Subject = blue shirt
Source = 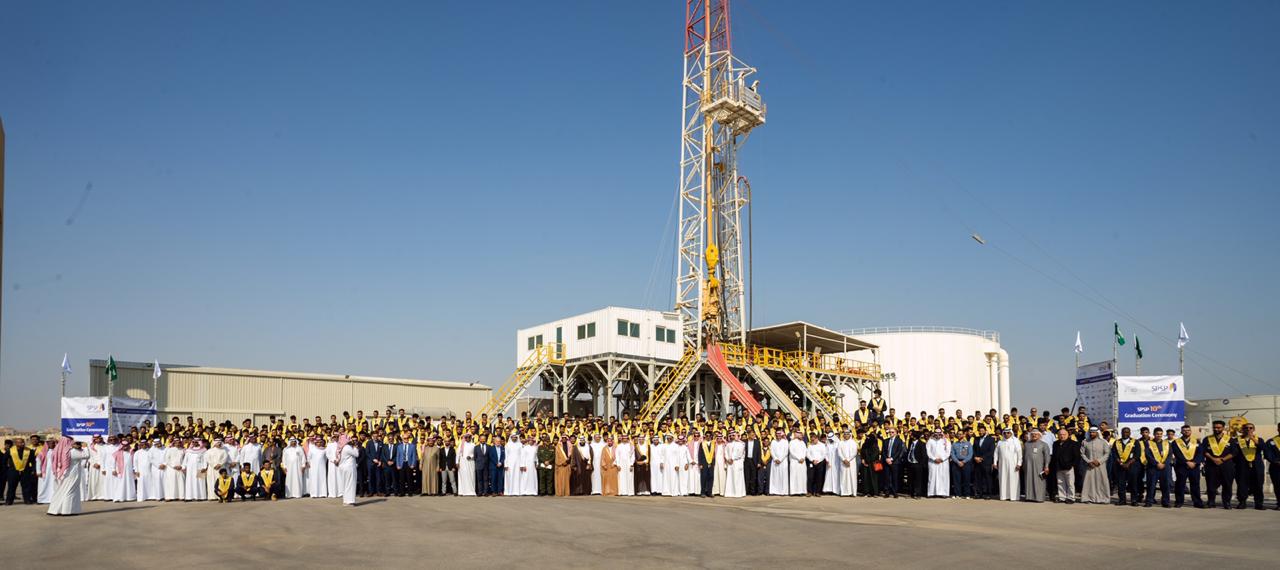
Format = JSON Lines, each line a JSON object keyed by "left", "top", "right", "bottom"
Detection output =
{"left": 951, "top": 440, "right": 973, "bottom": 463}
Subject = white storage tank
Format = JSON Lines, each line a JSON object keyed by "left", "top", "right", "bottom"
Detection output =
{"left": 838, "top": 327, "right": 1009, "bottom": 417}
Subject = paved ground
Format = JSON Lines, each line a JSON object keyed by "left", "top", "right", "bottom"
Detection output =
{"left": 3, "top": 495, "right": 1277, "bottom": 568}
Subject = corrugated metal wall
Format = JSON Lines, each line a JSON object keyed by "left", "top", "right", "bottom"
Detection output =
{"left": 89, "top": 362, "right": 490, "bottom": 424}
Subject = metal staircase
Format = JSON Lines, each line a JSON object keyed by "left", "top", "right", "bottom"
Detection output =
{"left": 638, "top": 347, "right": 702, "bottom": 421}
{"left": 479, "top": 343, "right": 565, "bottom": 417}
{"left": 779, "top": 357, "right": 851, "bottom": 424}
{"left": 743, "top": 364, "right": 803, "bottom": 419}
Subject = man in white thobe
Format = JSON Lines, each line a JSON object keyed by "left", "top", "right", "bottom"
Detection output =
{"left": 98, "top": 438, "right": 118, "bottom": 501}
{"left": 823, "top": 432, "right": 839, "bottom": 494}
{"left": 133, "top": 440, "right": 158, "bottom": 502}
{"left": 712, "top": 436, "right": 727, "bottom": 496}
{"left": 615, "top": 435, "right": 635, "bottom": 496}
{"left": 723, "top": 432, "right": 746, "bottom": 498}
{"left": 182, "top": 442, "right": 207, "bottom": 501}
{"left": 307, "top": 437, "right": 328, "bottom": 498}
{"left": 993, "top": 428, "right": 1023, "bottom": 501}
{"left": 837, "top": 430, "right": 858, "bottom": 496}
{"left": 85, "top": 437, "right": 104, "bottom": 501}
{"left": 239, "top": 436, "right": 263, "bottom": 474}
{"left": 926, "top": 430, "right": 950, "bottom": 497}
{"left": 324, "top": 437, "right": 340, "bottom": 498}
{"left": 659, "top": 435, "right": 683, "bottom": 495}
{"left": 338, "top": 440, "right": 360, "bottom": 505}
{"left": 110, "top": 443, "right": 136, "bottom": 502}
{"left": 282, "top": 438, "right": 307, "bottom": 499}
{"left": 768, "top": 431, "right": 790, "bottom": 495}
{"left": 681, "top": 436, "right": 699, "bottom": 495}
{"left": 504, "top": 435, "right": 524, "bottom": 495}
{"left": 147, "top": 439, "right": 166, "bottom": 501}
{"left": 654, "top": 437, "right": 671, "bottom": 495}
{"left": 202, "top": 439, "right": 230, "bottom": 501}
{"left": 589, "top": 434, "right": 605, "bottom": 495}
{"left": 458, "top": 434, "right": 478, "bottom": 496}
{"left": 788, "top": 433, "right": 807, "bottom": 496}
{"left": 223, "top": 438, "right": 241, "bottom": 480}
{"left": 519, "top": 438, "right": 539, "bottom": 496}
{"left": 162, "top": 439, "right": 186, "bottom": 501}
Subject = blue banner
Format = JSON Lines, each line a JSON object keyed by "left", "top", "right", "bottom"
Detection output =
{"left": 1117, "top": 400, "right": 1185, "bottom": 424}
{"left": 61, "top": 417, "right": 109, "bottom": 437}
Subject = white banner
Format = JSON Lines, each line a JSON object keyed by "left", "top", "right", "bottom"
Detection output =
{"left": 1075, "top": 360, "right": 1117, "bottom": 428}
{"left": 1117, "top": 375, "right": 1185, "bottom": 434}
{"left": 110, "top": 396, "right": 157, "bottom": 434}
{"left": 61, "top": 397, "right": 110, "bottom": 441}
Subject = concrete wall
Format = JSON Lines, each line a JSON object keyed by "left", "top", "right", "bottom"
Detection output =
{"left": 89, "top": 360, "right": 490, "bottom": 424}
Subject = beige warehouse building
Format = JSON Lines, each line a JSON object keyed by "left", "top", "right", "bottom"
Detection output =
{"left": 89, "top": 359, "right": 491, "bottom": 425}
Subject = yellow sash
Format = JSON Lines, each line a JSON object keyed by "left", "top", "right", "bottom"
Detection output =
{"left": 1239, "top": 437, "right": 1259, "bottom": 462}
{"left": 217, "top": 476, "right": 233, "bottom": 496}
{"left": 9, "top": 448, "right": 31, "bottom": 472}
{"left": 1174, "top": 437, "right": 1197, "bottom": 461}
{"left": 854, "top": 409, "right": 870, "bottom": 424}
{"left": 1146, "top": 440, "right": 1170, "bottom": 464}
{"left": 240, "top": 473, "right": 255, "bottom": 487}
{"left": 1115, "top": 439, "right": 1136, "bottom": 463}
{"left": 1206, "top": 434, "right": 1230, "bottom": 457}
{"left": 261, "top": 469, "right": 275, "bottom": 487}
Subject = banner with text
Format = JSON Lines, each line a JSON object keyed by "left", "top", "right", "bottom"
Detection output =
{"left": 110, "top": 396, "right": 157, "bottom": 434}
{"left": 61, "top": 397, "right": 110, "bottom": 441}
{"left": 1075, "top": 360, "right": 1117, "bottom": 428}
{"left": 1116, "top": 375, "right": 1185, "bottom": 433}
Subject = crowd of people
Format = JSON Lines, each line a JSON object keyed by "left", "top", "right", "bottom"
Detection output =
{"left": 5, "top": 391, "right": 1280, "bottom": 516}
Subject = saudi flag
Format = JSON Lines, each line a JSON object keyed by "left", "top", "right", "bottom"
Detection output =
{"left": 1135, "top": 336, "right": 1143, "bottom": 359}
{"left": 1113, "top": 323, "right": 1126, "bottom": 346}
{"left": 105, "top": 355, "right": 118, "bottom": 383}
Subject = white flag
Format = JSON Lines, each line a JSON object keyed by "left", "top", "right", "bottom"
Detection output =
{"left": 1177, "top": 322, "right": 1189, "bottom": 349}
{"left": 152, "top": 359, "right": 162, "bottom": 380}
{"left": 1073, "top": 331, "right": 1083, "bottom": 354}
{"left": 61, "top": 353, "right": 73, "bottom": 375}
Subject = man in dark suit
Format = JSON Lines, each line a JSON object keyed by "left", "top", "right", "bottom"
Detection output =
{"left": 972, "top": 424, "right": 996, "bottom": 499}
{"left": 907, "top": 431, "right": 929, "bottom": 498}
{"left": 393, "top": 432, "right": 419, "bottom": 497}
{"left": 438, "top": 440, "right": 458, "bottom": 495}
{"left": 365, "top": 433, "right": 388, "bottom": 496}
{"left": 474, "top": 436, "right": 491, "bottom": 496}
{"left": 356, "top": 433, "right": 371, "bottom": 496}
{"left": 743, "top": 431, "right": 762, "bottom": 496}
{"left": 880, "top": 426, "right": 906, "bottom": 498}
{"left": 695, "top": 433, "right": 714, "bottom": 497}
{"left": 488, "top": 436, "right": 505, "bottom": 496}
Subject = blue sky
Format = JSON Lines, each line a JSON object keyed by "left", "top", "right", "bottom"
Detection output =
{"left": 2, "top": 1, "right": 1277, "bottom": 428}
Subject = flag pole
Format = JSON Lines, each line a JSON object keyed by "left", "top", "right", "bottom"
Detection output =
{"left": 1179, "top": 346, "right": 1184, "bottom": 375}
{"left": 60, "top": 370, "right": 66, "bottom": 398}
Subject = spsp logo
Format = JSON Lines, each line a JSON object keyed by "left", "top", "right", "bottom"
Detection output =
{"left": 1150, "top": 382, "right": 1177, "bottom": 394}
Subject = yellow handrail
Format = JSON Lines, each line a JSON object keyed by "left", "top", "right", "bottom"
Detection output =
{"left": 480, "top": 343, "right": 566, "bottom": 416}
{"left": 639, "top": 347, "right": 700, "bottom": 420}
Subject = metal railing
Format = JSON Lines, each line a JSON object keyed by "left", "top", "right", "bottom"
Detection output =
{"left": 844, "top": 326, "right": 1000, "bottom": 343}
{"left": 639, "top": 347, "right": 701, "bottom": 420}
{"left": 480, "top": 343, "right": 566, "bottom": 416}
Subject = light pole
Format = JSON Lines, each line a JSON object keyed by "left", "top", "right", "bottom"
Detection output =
{"left": 936, "top": 399, "right": 958, "bottom": 411}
